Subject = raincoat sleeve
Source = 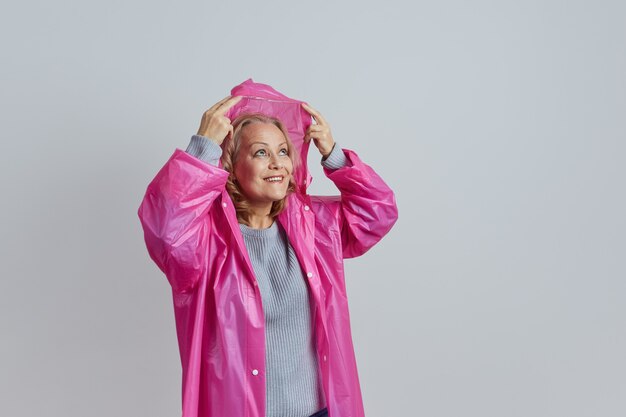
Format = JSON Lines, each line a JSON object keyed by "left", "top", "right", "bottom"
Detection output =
{"left": 321, "top": 148, "right": 398, "bottom": 259}
{"left": 138, "top": 147, "right": 229, "bottom": 293}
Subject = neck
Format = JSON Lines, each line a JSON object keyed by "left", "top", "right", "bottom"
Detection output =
{"left": 245, "top": 204, "right": 274, "bottom": 229}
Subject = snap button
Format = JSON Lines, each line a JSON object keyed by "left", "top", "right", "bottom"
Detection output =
{"left": 304, "top": 205, "right": 310, "bottom": 211}
{"left": 306, "top": 272, "right": 313, "bottom": 278}
{"left": 323, "top": 355, "right": 327, "bottom": 362}
{"left": 252, "top": 369, "right": 259, "bottom": 376}
{"left": 222, "top": 202, "right": 227, "bottom": 208}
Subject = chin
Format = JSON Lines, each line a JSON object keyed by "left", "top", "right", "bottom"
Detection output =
{"left": 270, "top": 192, "right": 288, "bottom": 202}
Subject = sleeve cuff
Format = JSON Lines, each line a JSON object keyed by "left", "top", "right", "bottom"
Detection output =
{"left": 321, "top": 143, "right": 348, "bottom": 170}
{"left": 186, "top": 135, "right": 223, "bottom": 166}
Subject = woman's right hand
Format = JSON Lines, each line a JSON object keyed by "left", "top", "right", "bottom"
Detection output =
{"left": 196, "top": 96, "right": 243, "bottom": 145}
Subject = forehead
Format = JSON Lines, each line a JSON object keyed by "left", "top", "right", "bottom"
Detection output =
{"left": 241, "top": 122, "right": 287, "bottom": 146}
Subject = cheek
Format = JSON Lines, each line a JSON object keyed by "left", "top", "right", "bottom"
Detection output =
{"left": 235, "top": 160, "right": 260, "bottom": 180}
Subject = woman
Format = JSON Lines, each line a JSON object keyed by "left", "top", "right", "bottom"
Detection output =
{"left": 138, "top": 85, "right": 398, "bottom": 417}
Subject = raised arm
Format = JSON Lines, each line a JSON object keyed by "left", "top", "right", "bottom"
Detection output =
{"left": 324, "top": 149, "right": 398, "bottom": 258}
{"left": 137, "top": 96, "right": 240, "bottom": 292}
{"left": 302, "top": 103, "right": 399, "bottom": 258}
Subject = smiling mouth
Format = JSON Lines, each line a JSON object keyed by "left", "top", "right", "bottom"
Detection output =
{"left": 264, "top": 176, "right": 284, "bottom": 182}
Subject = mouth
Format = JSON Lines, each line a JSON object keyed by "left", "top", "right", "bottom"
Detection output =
{"left": 263, "top": 175, "right": 285, "bottom": 183}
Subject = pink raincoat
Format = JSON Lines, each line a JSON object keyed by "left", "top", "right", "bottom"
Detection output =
{"left": 138, "top": 79, "right": 398, "bottom": 417}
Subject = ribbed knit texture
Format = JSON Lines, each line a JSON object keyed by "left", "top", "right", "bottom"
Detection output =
{"left": 186, "top": 135, "right": 223, "bottom": 165}
{"left": 321, "top": 142, "right": 348, "bottom": 169}
{"left": 239, "top": 222, "right": 326, "bottom": 417}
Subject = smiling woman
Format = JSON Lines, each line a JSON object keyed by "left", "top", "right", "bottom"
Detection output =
{"left": 138, "top": 81, "right": 398, "bottom": 417}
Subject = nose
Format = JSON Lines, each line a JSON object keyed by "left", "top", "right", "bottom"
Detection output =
{"left": 269, "top": 154, "right": 283, "bottom": 169}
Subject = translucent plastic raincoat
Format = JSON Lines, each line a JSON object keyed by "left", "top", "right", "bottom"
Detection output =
{"left": 138, "top": 79, "right": 398, "bottom": 417}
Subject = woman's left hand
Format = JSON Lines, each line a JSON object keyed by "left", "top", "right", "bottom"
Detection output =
{"left": 301, "top": 102, "right": 335, "bottom": 158}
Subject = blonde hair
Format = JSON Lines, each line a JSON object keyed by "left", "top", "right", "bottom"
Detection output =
{"left": 221, "top": 113, "right": 299, "bottom": 226}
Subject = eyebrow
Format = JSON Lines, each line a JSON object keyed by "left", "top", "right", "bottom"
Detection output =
{"left": 250, "top": 141, "right": 288, "bottom": 147}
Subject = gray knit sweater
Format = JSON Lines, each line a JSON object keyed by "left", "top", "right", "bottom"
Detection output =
{"left": 185, "top": 135, "right": 346, "bottom": 417}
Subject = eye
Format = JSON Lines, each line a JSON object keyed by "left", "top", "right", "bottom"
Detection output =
{"left": 279, "top": 148, "right": 288, "bottom": 156}
{"left": 254, "top": 149, "right": 267, "bottom": 157}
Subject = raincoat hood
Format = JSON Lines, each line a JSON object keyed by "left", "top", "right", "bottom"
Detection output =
{"left": 224, "top": 78, "right": 313, "bottom": 193}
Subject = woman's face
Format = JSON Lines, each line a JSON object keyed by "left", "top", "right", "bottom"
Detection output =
{"left": 233, "top": 122, "right": 294, "bottom": 210}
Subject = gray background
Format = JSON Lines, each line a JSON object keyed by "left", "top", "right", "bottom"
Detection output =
{"left": 1, "top": 0, "right": 624, "bottom": 416}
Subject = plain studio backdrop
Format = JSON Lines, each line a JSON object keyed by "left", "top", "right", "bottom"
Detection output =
{"left": 1, "top": 1, "right": 624, "bottom": 416}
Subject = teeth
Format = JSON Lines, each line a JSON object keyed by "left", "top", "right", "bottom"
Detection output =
{"left": 265, "top": 176, "right": 283, "bottom": 182}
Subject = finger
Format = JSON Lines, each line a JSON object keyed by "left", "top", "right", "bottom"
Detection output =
{"left": 301, "top": 102, "right": 320, "bottom": 120}
{"left": 301, "top": 102, "right": 327, "bottom": 125}
{"left": 307, "top": 124, "right": 326, "bottom": 132}
{"left": 304, "top": 131, "right": 325, "bottom": 142}
{"left": 215, "top": 95, "right": 243, "bottom": 115}
{"left": 208, "top": 96, "right": 233, "bottom": 112}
